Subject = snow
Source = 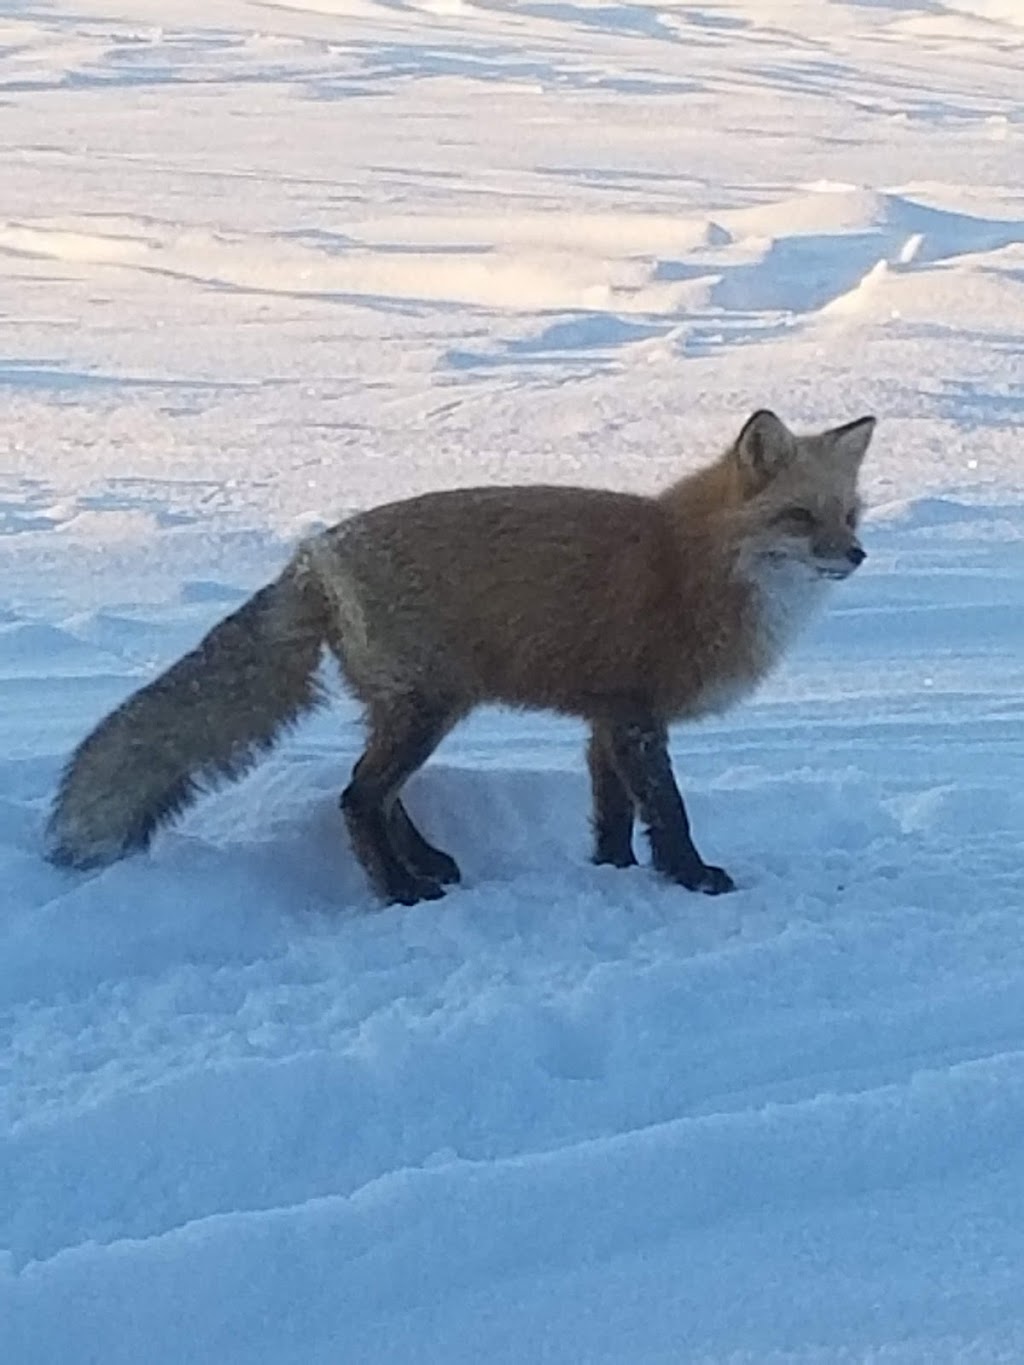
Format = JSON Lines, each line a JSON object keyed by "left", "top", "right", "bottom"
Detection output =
{"left": 2, "top": 0, "right": 1023, "bottom": 1359}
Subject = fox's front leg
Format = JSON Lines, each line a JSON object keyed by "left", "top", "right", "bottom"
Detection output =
{"left": 603, "top": 707, "right": 735, "bottom": 895}
{"left": 587, "top": 726, "right": 636, "bottom": 868}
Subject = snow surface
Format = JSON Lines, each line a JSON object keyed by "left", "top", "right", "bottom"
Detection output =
{"left": 2, "top": 0, "right": 1024, "bottom": 1360}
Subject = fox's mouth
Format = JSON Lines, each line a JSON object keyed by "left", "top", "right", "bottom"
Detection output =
{"left": 756, "top": 552, "right": 861, "bottom": 582}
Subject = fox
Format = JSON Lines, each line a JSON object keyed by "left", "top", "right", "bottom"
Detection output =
{"left": 46, "top": 409, "right": 874, "bottom": 906}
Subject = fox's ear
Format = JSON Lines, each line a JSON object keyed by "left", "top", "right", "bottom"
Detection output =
{"left": 825, "top": 415, "right": 876, "bottom": 468}
{"left": 735, "top": 410, "right": 795, "bottom": 490}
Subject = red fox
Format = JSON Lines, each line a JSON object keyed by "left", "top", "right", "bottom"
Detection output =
{"left": 47, "top": 409, "right": 874, "bottom": 905}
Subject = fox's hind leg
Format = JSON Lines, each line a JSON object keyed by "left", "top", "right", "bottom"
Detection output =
{"left": 603, "top": 705, "right": 734, "bottom": 895}
{"left": 389, "top": 799, "right": 461, "bottom": 885}
{"left": 341, "top": 693, "right": 459, "bottom": 906}
{"left": 587, "top": 726, "right": 637, "bottom": 868}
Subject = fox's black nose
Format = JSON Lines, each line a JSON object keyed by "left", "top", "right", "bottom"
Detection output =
{"left": 847, "top": 545, "right": 866, "bottom": 567}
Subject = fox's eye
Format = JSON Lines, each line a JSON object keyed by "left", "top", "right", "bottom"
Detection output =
{"left": 845, "top": 508, "right": 859, "bottom": 528}
{"left": 777, "top": 506, "right": 816, "bottom": 531}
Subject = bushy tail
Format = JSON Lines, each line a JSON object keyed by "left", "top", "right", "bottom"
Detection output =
{"left": 46, "top": 560, "right": 330, "bottom": 870}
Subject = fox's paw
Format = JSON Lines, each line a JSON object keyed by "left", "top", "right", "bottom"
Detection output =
{"left": 692, "top": 864, "right": 736, "bottom": 895}
{"left": 412, "top": 847, "right": 462, "bottom": 886}
{"left": 385, "top": 868, "right": 447, "bottom": 907}
{"left": 667, "top": 862, "right": 736, "bottom": 895}
{"left": 593, "top": 844, "right": 638, "bottom": 870}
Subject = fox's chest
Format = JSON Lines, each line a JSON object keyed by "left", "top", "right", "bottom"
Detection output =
{"left": 684, "top": 561, "right": 828, "bottom": 718}
{"left": 690, "top": 667, "right": 758, "bottom": 718}
{"left": 749, "top": 559, "right": 829, "bottom": 657}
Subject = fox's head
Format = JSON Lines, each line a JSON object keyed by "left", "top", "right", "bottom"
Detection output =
{"left": 731, "top": 409, "right": 874, "bottom": 582}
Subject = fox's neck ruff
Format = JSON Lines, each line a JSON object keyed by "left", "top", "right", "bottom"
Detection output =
{"left": 742, "top": 554, "right": 830, "bottom": 660}
{"left": 679, "top": 553, "right": 830, "bottom": 721}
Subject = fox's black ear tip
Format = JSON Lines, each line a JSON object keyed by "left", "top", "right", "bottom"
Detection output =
{"left": 828, "top": 415, "right": 876, "bottom": 465}
{"left": 832, "top": 414, "right": 877, "bottom": 443}
{"left": 739, "top": 409, "right": 787, "bottom": 441}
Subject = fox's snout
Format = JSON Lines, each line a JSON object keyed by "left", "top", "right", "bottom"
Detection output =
{"left": 757, "top": 521, "right": 866, "bottom": 580}
{"left": 812, "top": 537, "right": 866, "bottom": 580}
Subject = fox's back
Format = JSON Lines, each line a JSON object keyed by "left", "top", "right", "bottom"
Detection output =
{"left": 314, "top": 484, "right": 687, "bottom": 714}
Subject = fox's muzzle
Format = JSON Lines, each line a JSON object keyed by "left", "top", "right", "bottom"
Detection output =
{"left": 816, "top": 543, "right": 865, "bottom": 580}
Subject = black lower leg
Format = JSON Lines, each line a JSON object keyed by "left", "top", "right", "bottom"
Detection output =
{"left": 587, "top": 727, "right": 636, "bottom": 868}
{"left": 605, "top": 709, "right": 734, "bottom": 895}
{"left": 390, "top": 799, "right": 461, "bottom": 884}
{"left": 341, "top": 696, "right": 456, "bottom": 906}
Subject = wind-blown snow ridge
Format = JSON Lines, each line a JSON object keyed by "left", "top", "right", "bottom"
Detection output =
{"left": 3, "top": 187, "right": 1022, "bottom": 323}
